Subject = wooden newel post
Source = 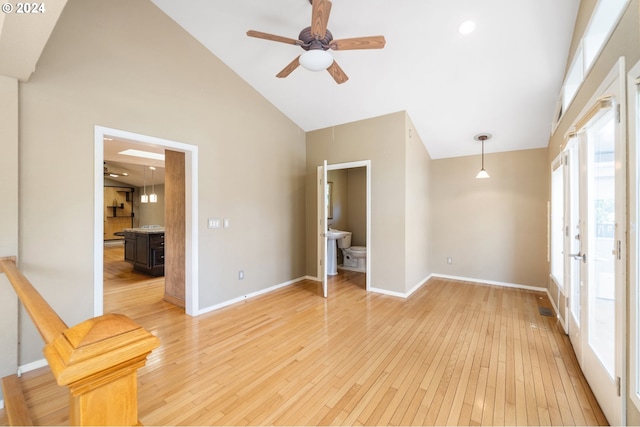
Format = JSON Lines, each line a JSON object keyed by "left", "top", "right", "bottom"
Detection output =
{"left": 43, "top": 313, "right": 160, "bottom": 426}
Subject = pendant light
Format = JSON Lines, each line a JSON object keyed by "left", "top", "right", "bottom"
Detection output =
{"left": 474, "top": 133, "right": 491, "bottom": 179}
{"left": 149, "top": 166, "right": 157, "bottom": 203}
{"left": 140, "top": 165, "right": 149, "bottom": 203}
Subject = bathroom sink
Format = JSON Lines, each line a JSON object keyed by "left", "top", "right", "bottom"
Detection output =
{"left": 325, "top": 230, "right": 351, "bottom": 276}
{"left": 326, "top": 230, "right": 349, "bottom": 240}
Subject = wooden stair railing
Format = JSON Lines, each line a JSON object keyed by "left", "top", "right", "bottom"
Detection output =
{"left": 0, "top": 256, "right": 160, "bottom": 426}
{"left": 1, "top": 374, "right": 33, "bottom": 426}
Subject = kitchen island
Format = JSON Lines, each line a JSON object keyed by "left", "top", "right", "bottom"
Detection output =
{"left": 123, "top": 227, "right": 165, "bottom": 276}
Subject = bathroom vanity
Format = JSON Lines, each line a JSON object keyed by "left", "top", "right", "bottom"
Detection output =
{"left": 123, "top": 227, "right": 165, "bottom": 276}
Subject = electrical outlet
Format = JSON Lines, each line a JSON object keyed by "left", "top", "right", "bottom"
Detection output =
{"left": 238, "top": 270, "right": 244, "bottom": 280}
{"left": 447, "top": 257, "right": 453, "bottom": 265}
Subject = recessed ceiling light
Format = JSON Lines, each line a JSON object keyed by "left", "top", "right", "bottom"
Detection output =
{"left": 118, "top": 149, "right": 165, "bottom": 161}
{"left": 458, "top": 20, "right": 476, "bottom": 35}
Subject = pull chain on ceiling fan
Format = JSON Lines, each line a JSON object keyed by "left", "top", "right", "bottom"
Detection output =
{"left": 246, "top": 0, "right": 386, "bottom": 84}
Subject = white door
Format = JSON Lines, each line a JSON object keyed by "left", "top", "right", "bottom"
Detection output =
{"left": 317, "top": 161, "right": 328, "bottom": 298}
{"left": 566, "top": 69, "right": 625, "bottom": 425}
{"left": 565, "top": 138, "right": 583, "bottom": 362}
{"left": 581, "top": 97, "right": 622, "bottom": 426}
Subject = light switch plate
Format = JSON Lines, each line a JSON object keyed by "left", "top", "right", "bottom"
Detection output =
{"left": 223, "top": 219, "right": 230, "bottom": 228}
{"left": 208, "top": 218, "right": 221, "bottom": 229}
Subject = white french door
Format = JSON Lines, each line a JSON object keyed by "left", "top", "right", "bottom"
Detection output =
{"left": 563, "top": 62, "right": 625, "bottom": 426}
{"left": 565, "top": 138, "right": 582, "bottom": 361}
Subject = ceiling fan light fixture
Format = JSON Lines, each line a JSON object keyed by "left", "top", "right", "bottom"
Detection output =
{"left": 299, "top": 49, "right": 333, "bottom": 71}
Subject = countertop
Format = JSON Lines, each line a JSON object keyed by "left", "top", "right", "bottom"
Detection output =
{"left": 123, "top": 227, "right": 165, "bottom": 234}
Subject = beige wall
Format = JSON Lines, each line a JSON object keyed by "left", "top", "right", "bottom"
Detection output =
{"left": 327, "top": 169, "right": 347, "bottom": 230}
{"left": 431, "top": 148, "right": 549, "bottom": 288}
{"left": 0, "top": 75, "right": 19, "bottom": 400}
{"left": 404, "top": 116, "right": 432, "bottom": 290}
{"left": 306, "top": 111, "right": 433, "bottom": 294}
{"left": 306, "top": 112, "right": 408, "bottom": 293}
{"left": 346, "top": 167, "right": 367, "bottom": 247}
{"left": 547, "top": 2, "right": 640, "bottom": 423}
{"left": 326, "top": 168, "right": 367, "bottom": 247}
{"left": 14, "top": 0, "right": 306, "bottom": 365}
{"left": 137, "top": 184, "right": 165, "bottom": 227}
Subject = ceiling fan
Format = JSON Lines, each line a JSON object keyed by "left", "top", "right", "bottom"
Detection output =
{"left": 103, "top": 162, "right": 129, "bottom": 179}
{"left": 247, "top": 0, "right": 386, "bottom": 84}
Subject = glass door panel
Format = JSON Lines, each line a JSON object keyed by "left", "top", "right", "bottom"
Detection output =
{"left": 568, "top": 142, "right": 581, "bottom": 329}
{"left": 586, "top": 109, "right": 616, "bottom": 377}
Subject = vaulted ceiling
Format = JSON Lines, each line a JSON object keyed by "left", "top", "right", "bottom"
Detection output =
{"left": 151, "top": 0, "right": 580, "bottom": 159}
{"left": 0, "top": 0, "right": 580, "bottom": 161}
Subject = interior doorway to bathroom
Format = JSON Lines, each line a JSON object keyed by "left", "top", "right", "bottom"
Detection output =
{"left": 317, "top": 160, "right": 371, "bottom": 297}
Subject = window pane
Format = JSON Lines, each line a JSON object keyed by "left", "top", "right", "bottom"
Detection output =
{"left": 584, "top": 0, "right": 629, "bottom": 71}
{"left": 551, "top": 165, "right": 564, "bottom": 287}
{"left": 569, "top": 144, "right": 581, "bottom": 325}
{"left": 587, "top": 108, "right": 616, "bottom": 378}
{"left": 563, "top": 48, "right": 584, "bottom": 112}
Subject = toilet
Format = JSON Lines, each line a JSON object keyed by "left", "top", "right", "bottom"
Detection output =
{"left": 336, "top": 232, "right": 367, "bottom": 272}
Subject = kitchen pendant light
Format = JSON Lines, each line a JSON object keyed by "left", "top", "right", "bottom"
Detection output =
{"left": 474, "top": 133, "right": 491, "bottom": 179}
{"left": 149, "top": 166, "right": 157, "bottom": 203}
{"left": 141, "top": 165, "right": 149, "bottom": 203}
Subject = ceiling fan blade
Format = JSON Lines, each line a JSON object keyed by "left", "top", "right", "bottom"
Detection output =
{"left": 311, "top": 0, "right": 332, "bottom": 39}
{"left": 246, "top": 30, "right": 301, "bottom": 46}
{"left": 327, "top": 60, "right": 348, "bottom": 84}
{"left": 276, "top": 56, "right": 301, "bottom": 78}
{"left": 330, "top": 36, "right": 386, "bottom": 50}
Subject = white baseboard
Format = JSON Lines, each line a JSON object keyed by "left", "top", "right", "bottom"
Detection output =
{"left": 369, "top": 273, "right": 434, "bottom": 299}
{"left": 368, "top": 287, "right": 407, "bottom": 298}
{"left": 197, "top": 276, "right": 306, "bottom": 316}
{"left": 195, "top": 273, "right": 547, "bottom": 317}
{"left": 297, "top": 272, "right": 545, "bottom": 299}
{"left": 431, "top": 273, "right": 547, "bottom": 293}
{"left": 546, "top": 288, "right": 568, "bottom": 333}
{"left": 405, "top": 273, "right": 434, "bottom": 297}
{"left": 18, "top": 358, "right": 48, "bottom": 376}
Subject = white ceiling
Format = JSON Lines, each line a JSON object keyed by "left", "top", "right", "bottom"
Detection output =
{"left": 150, "top": 0, "right": 579, "bottom": 159}
{"left": 104, "top": 139, "right": 165, "bottom": 188}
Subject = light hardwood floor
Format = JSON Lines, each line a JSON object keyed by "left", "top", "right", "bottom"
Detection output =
{"left": 0, "top": 243, "right": 607, "bottom": 426}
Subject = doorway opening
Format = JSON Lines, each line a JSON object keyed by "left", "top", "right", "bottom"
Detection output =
{"left": 94, "top": 126, "right": 199, "bottom": 316}
{"left": 317, "top": 160, "right": 371, "bottom": 296}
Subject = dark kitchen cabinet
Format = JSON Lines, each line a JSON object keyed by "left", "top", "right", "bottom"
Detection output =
{"left": 124, "top": 230, "right": 164, "bottom": 276}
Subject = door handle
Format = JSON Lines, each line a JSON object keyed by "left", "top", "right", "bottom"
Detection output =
{"left": 569, "top": 253, "right": 586, "bottom": 263}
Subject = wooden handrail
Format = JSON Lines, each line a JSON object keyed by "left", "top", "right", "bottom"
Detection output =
{"left": 0, "top": 257, "right": 160, "bottom": 426}
{"left": 0, "top": 257, "right": 68, "bottom": 344}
